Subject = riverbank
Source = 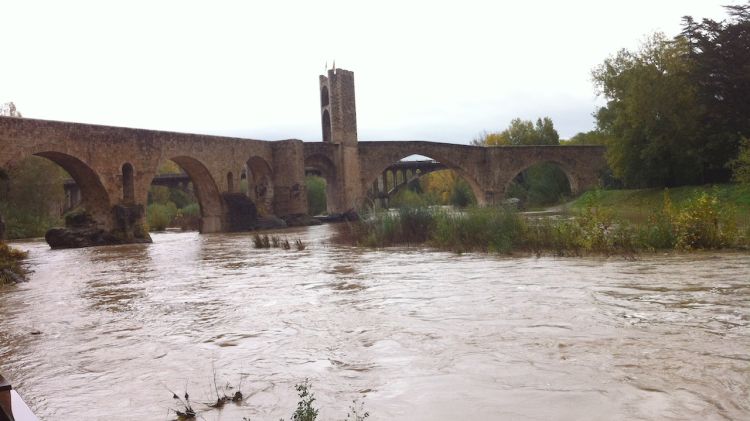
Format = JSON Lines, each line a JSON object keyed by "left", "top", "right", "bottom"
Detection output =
{"left": 570, "top": 184, "right": 750, "bottom": 227}
{"left": 0, "top": 241, "right": 27, "bottom": 284}
{"left": 336, "top": 189, "right": 749, "bottom": 255}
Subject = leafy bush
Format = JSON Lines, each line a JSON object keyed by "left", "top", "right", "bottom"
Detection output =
{"left": 291, "top": 379, "right": 318, "bottom": 421}
{"left": 731, "top": 137, "right": 750, "bottom": 185}
{"left": 0, "top": 156, "right": 67, "bottom": 239}
{"left": 0, "top": 211, "right": 61, "bottom": 239}
{"left": 149, "top": 185, "right": 171, "bottom": 204}
{"left": 450, "top": 178, "right": 476, "bottom": 207}
{"left": 669, "top": 191, "right": 735, "bottom": 250}
{"left": 147, "top": 202, "right": 178, "bottom": 231}
{"left": 169, "top": 188, "right": 194, "bottom": 209}
{"left": 180, "top": 203, "right": 200, "bottom": 217}
{"left": 390, "top": 189, "right": 430, "bottom": 208}
{"left": 306, "top": 176, "right": 327, "bottom": 216}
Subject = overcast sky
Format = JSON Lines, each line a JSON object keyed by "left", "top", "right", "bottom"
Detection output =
{"left": 1, "top": 0, "right": 736, "bottom": 143}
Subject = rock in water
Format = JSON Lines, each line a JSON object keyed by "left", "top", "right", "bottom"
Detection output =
{"left": 45, "top": 226, "right": 118, "bottom": 249}
{"left": 222, "top": 193, "right": 258, "bottom": 232}
{"left": 46, "top": 207, "right": 151, "bottom": 249}
{"left": 282, "top": 214, "right": 323, "bottom": 227}
{"left": 255, "top": 216, "right": 287, "bottom": 230}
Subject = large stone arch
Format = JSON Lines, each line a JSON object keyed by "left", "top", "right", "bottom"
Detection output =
{"left": 154, "top": 155, "right": 224, "bottom": 233}
{"left": 1, "top": 149, "right": 112, "bottom": 229}
{"left": 359, "top": 145, "right": 486, "bottom": 206}
{"left": 482, "top": 145, "right": 608, "bottom": 202}
{"left": 504, "top": 159, "right": 579, "bottom": 196}
{"left": 245, "top": 156, "right": 274, "bottom": 215}
{"left": 304, "top": 153, "right": 338, "bottom": 213}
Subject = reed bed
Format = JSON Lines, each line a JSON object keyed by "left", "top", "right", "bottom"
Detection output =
{"left": 335, "top": 191, "right": 746, "bottom": 256}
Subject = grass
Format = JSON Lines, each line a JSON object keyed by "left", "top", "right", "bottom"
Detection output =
{"left": 252, "top": 234, "right": 306, "bottom": 251}
{"left": 335, "top": 187, "right": 749, "bottom": 256}
{"left": 0, "top": 241, "right": 28, "bottom": 284}
{"left": 571, "top": 184, "right": 750, "bottom": 227}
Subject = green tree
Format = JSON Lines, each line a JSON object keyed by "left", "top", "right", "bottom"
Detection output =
{"left": 148, "top": 185, "right": 171, "bottom": 204}
{"left": 420, "top": 170, "right": 475, "bottom": 207}
{"left": 565, "top": 130, "right": 610, "bottom": 145}
{"left": 0, "top": 156, "right": 67, "bottom": 238}
{"left": 473, "top": 117, "right": 560, "bottom": 146}
{"left": 157, "top": 160, "right": 182, "bottom": 175}
{"left": 731, "top": 137, "right": 750, "bottom": 185}
{"left": 471, "top": 130, "right": 510, "bottom": 146}
{"left": 475, "top": 117, "right": 568, "bottom": 206}
{"left": 450, "top": 177, "right": 476, "bottom": 207}
{"left": 593, "top": 33, "right": 702, "bottom": 187}
{"left": 681, "top": 3, "right": 750, "bottom": 182}
{"left": 305, "top": 176, "right": 327, "bottom": 215}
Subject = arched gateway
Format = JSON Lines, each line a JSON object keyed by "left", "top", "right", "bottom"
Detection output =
{"left": 0, "top": 68, "right": 606, "bottom": 247}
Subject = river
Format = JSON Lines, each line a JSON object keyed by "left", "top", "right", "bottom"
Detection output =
{"left": 1, "top": 225, "right": 748, "bottom": 420}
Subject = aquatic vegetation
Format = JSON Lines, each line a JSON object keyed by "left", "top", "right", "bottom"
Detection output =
{"left": 336, "top": 190, "right": 746, "bottom": 256}
{"left": 0, "top": 241, "right": 28, "bottom": 284}
{"left": 164, "top": 378, "right": 365, "bottom": 421}
{"left": 290, "top": 379, "right": 318, "bottom": 421}
{"left": 344, "top": 398, "right": 370, "bottom": 421}
{"left": 168, "top": 389, "right": 196, "bottom": 420}
{"left": 252, "top": 234, "right": 308, "bottom": 252}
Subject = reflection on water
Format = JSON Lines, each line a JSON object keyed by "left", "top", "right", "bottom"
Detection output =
{"left": 1, "top": 226, "right": 749, "bottom": 420}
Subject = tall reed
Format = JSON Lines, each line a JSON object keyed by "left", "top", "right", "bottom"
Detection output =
{"left": 335, "top": 190, "right": 745, "bottom": 255}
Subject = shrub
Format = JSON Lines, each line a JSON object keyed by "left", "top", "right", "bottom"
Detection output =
{"left": 730, "top": 137, "right": 750, "bottom": 185}
{"left": 169, "top": 188, "right": 195, "bottom": 209}
{"left": 670, "top": 191, "right": 735, "bottom": 250}
{"left": 147, "top": 202, "right": 178, "bottom": 231}
{"left": 335, "top": 192, "right": 745, "bottom": 255}
{"left": 149, "top": 185, "right": 171, "bottom": 204}
{"left": 291, "top": 379, "right": 318, "bottom": 421}
{"left": 306, "top": 176, "right": 327, "bottom": 216}
{"left": 390, "top": 189, "right": 428, "bottom": 208}
{"left": 0, "top": 242, "right": 28, "bottom": 284}
{"left": 180, "top": 203, "right": 200, "bottom": 217}
{"left": 449, "top": 178, "right": 476, "bottom": 207}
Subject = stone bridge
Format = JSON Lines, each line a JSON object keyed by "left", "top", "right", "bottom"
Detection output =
{"left": 0, "top": 68, "right": 606, "bottom": 245}
{"left": 0, "top": 117, "right": 307, "bottom": 242}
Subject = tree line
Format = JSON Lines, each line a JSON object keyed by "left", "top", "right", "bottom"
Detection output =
{"left": 478, "top": 3, "right": 750, "bottom": 192}
{"left": 585, "top": 3, "right": 749, "bottom": 187}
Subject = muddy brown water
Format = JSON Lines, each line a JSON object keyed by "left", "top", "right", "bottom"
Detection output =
{"left": 1, "top": 225, "right": 748, "bottom": 420}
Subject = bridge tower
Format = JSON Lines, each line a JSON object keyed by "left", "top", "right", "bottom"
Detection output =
{"left": 319, "top": 68, "right": 362, "bottom": 211}
{"left": 320, "top": 68, "right": 358, "bottom": 145}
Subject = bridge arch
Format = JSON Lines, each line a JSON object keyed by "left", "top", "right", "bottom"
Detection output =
{"left": 304, "top": 153, "right": 338, "bottom": 213}
{"left": 361, "top": 148, "right": 485, "bottom": 206}
{"left": 155, "top": 156, "right": 223, "bottom": 233}
{"left": 3, "top": 150, "right": 112, "bottom": 228}
{"left": 505, "top": 159, "right": 579, "bottom": 197}
{"left": 245, "top": 156, "right": 273, "bottom": 215}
